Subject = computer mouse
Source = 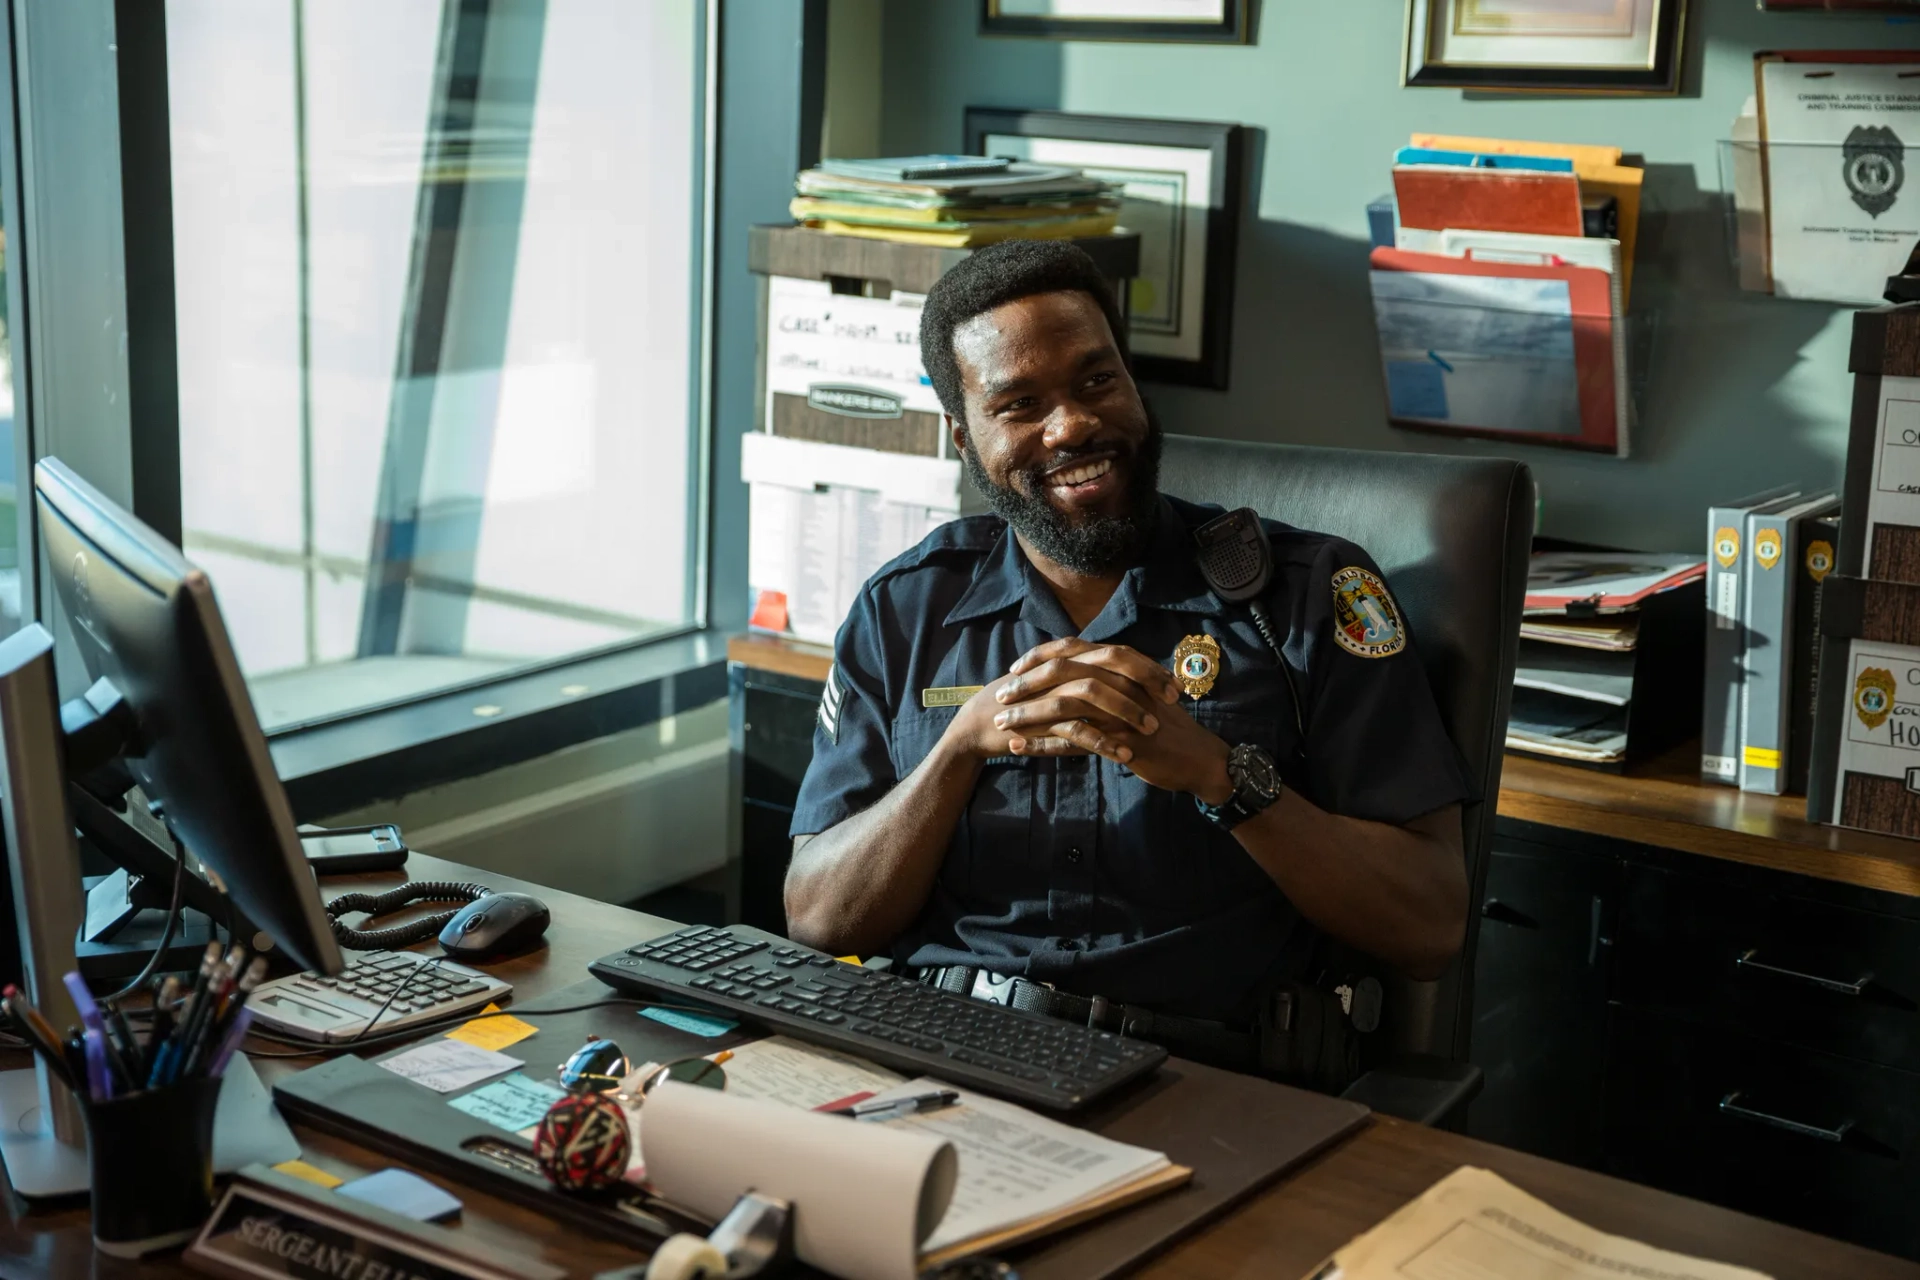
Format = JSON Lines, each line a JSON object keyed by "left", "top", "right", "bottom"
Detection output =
{"left": 439, "top": 892, "right": 551, "bottom": 960}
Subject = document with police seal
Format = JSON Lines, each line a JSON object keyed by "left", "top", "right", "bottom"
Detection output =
{"left": 1308, "top": 1167, "right": 1770, "bottom": 1280}
{"left": 1757, "top": 54, "right": 1920, "bottom": 305}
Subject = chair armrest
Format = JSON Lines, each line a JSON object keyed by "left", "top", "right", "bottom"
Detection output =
{"left": 1340, "top": 1054, "right": 1483, "bottom": 1127}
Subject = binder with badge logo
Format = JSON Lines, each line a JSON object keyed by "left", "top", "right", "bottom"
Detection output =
{"left": 1738, "top": 492, "right": 1839, "bottom": 795}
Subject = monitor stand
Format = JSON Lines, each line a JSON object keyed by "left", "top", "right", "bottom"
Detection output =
{"left": 66, "top": 782, "right": 259, "bottom": 981}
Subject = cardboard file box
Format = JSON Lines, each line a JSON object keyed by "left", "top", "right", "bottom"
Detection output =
{"left": 1808, "top": 575, "right": 1920, "bottom": 840}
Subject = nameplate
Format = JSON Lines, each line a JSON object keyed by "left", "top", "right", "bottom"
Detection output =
{"left": 185, "top": 1166, "right": 564, "bottom": 1280}
{"left": 921, "top": 685, "right": 983, "bottom": 708}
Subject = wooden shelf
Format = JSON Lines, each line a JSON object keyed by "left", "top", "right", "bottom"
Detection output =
{"left": 1498, "top": 744, "right": 1920, "bottom": 898}
{"left": 729, "top": 633, "right": 834, "bottom": 683}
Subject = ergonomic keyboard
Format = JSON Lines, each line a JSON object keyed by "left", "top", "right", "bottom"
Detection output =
{"left": 247, "top": 950, "right": 512, "bottom": 1043}
{"left": 588, "top": 924, "right": 1166, "bottom": 1111}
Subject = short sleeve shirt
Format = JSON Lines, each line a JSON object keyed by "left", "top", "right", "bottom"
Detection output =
{"left": 789, "top": 494, "right": 1471, "bottom": 1022}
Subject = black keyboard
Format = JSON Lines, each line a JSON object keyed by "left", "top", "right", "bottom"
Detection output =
{"left": 587, "top": 924, "right": 1166, "bottom": 1111}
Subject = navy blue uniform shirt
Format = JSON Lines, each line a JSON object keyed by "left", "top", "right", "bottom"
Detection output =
{"left": 790, "top": 494, "right": 1471, "bottom": 1023}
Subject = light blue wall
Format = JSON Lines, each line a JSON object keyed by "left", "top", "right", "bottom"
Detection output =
{"left": 877, "top": 3, "right": 1920, "bottom": 551}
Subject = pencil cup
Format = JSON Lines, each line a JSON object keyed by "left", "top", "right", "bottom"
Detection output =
{"left": 83, "top": 1075, "right": 223, "bottom": 1257}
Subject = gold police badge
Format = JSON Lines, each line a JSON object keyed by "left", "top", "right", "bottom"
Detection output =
{"left": 1713, "top": 526, "right": 1739, "bottom": 569}
{"left": 1172, "top": 634, "right": 1221, "bottom": 700}
{"left": 1754, "top": 528, "right": 1783, "bottom": 572}
{"left": 1806, "top": 539, "right": 1834, "bottom": 584}
{"left": 1856, "top": 667, "right": 1897, "bottom": 732}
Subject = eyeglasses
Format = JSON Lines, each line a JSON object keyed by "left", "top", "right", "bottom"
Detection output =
{"left": 559, "top": 1038, "right": 729, "bottom": 1100}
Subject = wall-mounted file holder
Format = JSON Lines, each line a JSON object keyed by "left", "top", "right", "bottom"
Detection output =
{"left": 1718, "top": 137, "right": 1917, "bottom": 306}
{"left": 1367, "top": 246, "right": 1649, "bottom": 457}
{"left": 1507, "top": 579, "right": 1704, "bottom": 772}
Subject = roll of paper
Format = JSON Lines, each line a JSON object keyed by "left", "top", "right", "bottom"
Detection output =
{"left": 640, "top": 1081, "right": 957, "bottom": 1280}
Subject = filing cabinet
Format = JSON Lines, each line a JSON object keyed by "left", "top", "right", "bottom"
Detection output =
{"left": 1473, "top": 809, "right": 1920, "bottom": 1260}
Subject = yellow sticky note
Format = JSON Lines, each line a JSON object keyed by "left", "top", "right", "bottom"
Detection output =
{"left": 447, "top": 1010, "right": 537, "bottom": 1052}
{"left": 835, "top": 955, "right": 862, "bottom": 965}
{"left": 274, "top": 1159, "right": 344, "bottom": 1190}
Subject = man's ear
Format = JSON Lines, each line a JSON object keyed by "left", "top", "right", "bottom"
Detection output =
{"left": 947, "top": 415, "right": 966, "bottom": 457}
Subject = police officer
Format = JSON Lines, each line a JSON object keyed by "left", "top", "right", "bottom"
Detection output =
{"left": 784, "top": 239, "right": 1470, "bottom": 1081}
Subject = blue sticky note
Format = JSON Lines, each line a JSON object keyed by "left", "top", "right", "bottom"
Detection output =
{"left": 447, "top": 1073, "right": 567, "bottom": 1133}
{"left": 639, "top": 1006, "right": 740, "bottom": 1038}
{"left": 337, "top": 1168, "right": 463, "bottom": 1222}
{"left": 1385, "top": 360, "right": 1450, "bottom": 421}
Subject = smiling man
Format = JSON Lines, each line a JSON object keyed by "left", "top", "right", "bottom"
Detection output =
{"left": 783, "top": 240, "right": 1471, "bottom": 1087}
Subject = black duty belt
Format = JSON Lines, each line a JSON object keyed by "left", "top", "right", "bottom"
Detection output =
{"left": 917, "top": 964, "right": 1261, "bottom": 1075}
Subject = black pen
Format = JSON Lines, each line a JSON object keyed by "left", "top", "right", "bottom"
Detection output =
{"left": 831, "top": 1089, "right": 961, "bottom": 1120}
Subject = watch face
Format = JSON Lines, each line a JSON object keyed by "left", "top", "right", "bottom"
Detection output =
{"left": 1229, "top": 744, "right": 1282, "bottom": 804}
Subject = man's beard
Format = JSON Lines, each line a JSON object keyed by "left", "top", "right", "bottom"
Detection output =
{"left": 963, "top": 413, "right": 1163, "bottom": 576}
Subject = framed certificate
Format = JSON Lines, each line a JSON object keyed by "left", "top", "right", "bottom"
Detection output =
{"left": 1403, "top": 0, "right": 1687, "bottom": 94}
{"left": 964, "top": 108, "right": 1245, "bottom": 389}
{"left": 981, "top": 0, "right": 1251, "bottom": 44}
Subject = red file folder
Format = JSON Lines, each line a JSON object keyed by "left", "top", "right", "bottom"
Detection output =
{"left": 1391, "top": 166, "right": 1585, "bottom": 237}
{"left": 1369, "top": 247, "right": 1623, "bottom": 454}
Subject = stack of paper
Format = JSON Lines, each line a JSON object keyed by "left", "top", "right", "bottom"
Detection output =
{"left": 1314, "top": 1166, "right": 1770, "bottom": 1280}
{"left": 1508, "top": 552, "right": 1706, "bottom": 766}
{"left": 792, "top": 157, "right": 1120, "bottom": 248}
{"left": 1368, "top": 135, "right": 1644, "bottom": 457}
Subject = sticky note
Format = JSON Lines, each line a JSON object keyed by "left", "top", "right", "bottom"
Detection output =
{"left": 639, "top": 1006, "right": 739, "bottom": 1039}
{"left": 337, "top": 1169, "right": 462, "bottom": 1223}
{"left": 273, "top": 1159, "right": 344, "bottom": 1190}
{"left": 835, "top": 955, "right": 861, "bottom": 965}
{"left": 1385, "top": 359, "right": 1450, "bottom": 421}
{"left": 447, "top": 1010, "right": 537, "bottom": 1053}
{"left": 448, "top": 1073, "right": 567, "bottom": 1133}
{"left": 379, "top": 1039, "right": 523, "bottom": 1093}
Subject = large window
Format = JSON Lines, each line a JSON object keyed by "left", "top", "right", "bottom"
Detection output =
{"left": 167, "top": 0, "right": 709, "bottom": 731}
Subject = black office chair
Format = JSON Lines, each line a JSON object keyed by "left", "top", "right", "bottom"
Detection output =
{"left": 1158, "top": 435, "right": 1534, "bottom": 1127}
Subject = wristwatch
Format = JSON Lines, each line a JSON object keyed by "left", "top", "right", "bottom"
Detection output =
{"left": 1194, "top": 743, "right": 1285, "bottom": 832}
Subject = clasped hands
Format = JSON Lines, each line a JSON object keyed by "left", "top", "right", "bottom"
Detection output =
{"left": 942, "top": 638, "right": 1233, "bottom": 804}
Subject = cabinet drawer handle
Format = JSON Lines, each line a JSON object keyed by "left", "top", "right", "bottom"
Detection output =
{"left": 1718, "top": 1091, "right": 1854, "bottom": 1143}
{"left": 1733, "top": 949, "right": 1873, "bottom": 996}
{"left": 1480, "top": 898, "right": 1538, "bottom": 929}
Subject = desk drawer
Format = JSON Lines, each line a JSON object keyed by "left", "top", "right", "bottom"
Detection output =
{"left": 1613, "top": 864, "right": 1920, "bottom": 1071}
{"left": 1603, "top": 1005, "right": 1920, "bottom": 1259}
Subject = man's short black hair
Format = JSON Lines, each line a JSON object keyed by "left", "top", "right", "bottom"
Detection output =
{"left": 918, "top": 239, "right": 1129, "bottom": 421}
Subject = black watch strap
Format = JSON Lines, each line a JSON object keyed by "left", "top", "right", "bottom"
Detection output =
{"left": 1195, "top": 744, "right": 1283, "bottom": 832}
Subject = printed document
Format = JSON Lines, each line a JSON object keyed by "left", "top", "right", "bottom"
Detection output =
{"left": 1761, "top": 59, "right": 1920, "bottom": 305}
{"left": 1317, "top": 1166, "right": 1771, "bottom": 1280}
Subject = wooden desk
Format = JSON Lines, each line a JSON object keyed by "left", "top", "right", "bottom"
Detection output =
{"left": 3, "top": 851, "right": 1910, "bottom": 1279}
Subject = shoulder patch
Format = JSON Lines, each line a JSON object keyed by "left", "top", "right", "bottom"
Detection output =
{"left": 818, "top": 663, "right": 845, "bottom": 742}
{"left": 1330, "top": 566, "right": 1406, "bottom": 659}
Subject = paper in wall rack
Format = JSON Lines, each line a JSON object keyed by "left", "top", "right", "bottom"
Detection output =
{"left": 1507, "top": 552, "right": 1706, "bottom": 771}
{"left": 1720, "top": 52, "right": 1920, "bottom": 306}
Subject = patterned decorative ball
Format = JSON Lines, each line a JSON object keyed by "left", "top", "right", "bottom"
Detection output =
{"left": 533, "top": 1091, "right": 631, "bottom": 1192}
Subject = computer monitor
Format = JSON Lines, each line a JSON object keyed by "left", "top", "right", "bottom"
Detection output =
{"left": 32, "top": 457, "right": 343, "bottom": 976}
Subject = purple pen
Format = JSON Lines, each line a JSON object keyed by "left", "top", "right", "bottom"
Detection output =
{"left": 206, "top": 1007, "right": 255, "bottom": 1078}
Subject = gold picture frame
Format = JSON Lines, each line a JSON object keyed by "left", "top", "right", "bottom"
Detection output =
{"left": 1404, "top": 0, "right": 1686, "bottom": 93}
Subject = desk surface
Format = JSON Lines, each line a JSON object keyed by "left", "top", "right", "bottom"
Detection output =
{"left": 5, "top": 850, "right": 1913, "bottom": 1278}
{"left": 731, "top": 635, "right": 1920, "bottom": 899}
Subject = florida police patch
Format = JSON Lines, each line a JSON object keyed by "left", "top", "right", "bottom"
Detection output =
{"left": 818, "top": 663, "right": 844, "bottom": 742}
{"left": 1331, "top": 566, "right": 1405, "bottom": 659}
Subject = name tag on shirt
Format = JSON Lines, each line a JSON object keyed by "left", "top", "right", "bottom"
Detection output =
{"left": 921, "top": 686, "right": 984, "bottom": 708}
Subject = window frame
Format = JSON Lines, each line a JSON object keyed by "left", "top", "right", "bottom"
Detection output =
{"left": 0, "top": 0, "right": 829, "bottom": 816}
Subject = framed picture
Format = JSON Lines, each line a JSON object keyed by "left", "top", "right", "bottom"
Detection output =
{"left": 964, "top": 108, "right": 1243, "bottom": 390}
{"left": 981, "top": 0, "right": 1251, "bottom": 43}
{"left": 1403, "top": 0, "right": 1687, "bottom": 94}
